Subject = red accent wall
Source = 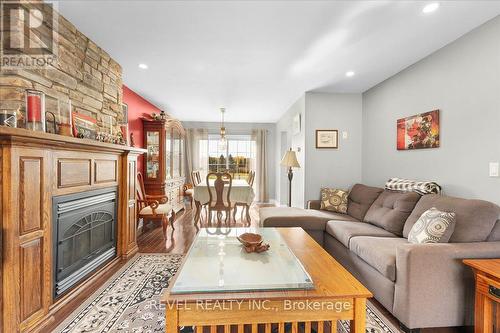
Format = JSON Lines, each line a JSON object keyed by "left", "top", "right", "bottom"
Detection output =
{"left": 123, "top": 85, "right": 162, "bottom": 174}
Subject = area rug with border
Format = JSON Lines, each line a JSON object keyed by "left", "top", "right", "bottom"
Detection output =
{"left": 54, "top": 254, "right": 402, "bottom": 333}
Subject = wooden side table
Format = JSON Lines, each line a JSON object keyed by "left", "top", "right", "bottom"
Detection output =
{"left": 463, "top": 259, "right": 500, "bottom": 333}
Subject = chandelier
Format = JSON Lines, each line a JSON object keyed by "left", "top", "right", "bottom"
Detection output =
{"left": 218, "top": 107, "right": 227, "bottom": 150}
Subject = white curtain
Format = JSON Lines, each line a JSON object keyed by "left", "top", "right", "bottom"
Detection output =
{"left": 251, "top": 129, "right": 269, "bottom": 202}
{"left": 185, "top": 128, "right": 208, "bottom": 182}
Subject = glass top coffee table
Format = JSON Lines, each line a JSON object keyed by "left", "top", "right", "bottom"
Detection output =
{"left": 162, "top": 227, "right": 372, "bottom": 333}
{"left": 170, "top": 227, "right": 314, "bottom": 294}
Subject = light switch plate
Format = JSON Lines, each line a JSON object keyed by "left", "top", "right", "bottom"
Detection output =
{"left": 489, "top": 162, "right": 499, "bottom": 177}
{"left": 342, "top": 131, "right": 348, "bottom": 139}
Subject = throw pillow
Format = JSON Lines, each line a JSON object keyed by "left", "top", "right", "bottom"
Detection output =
{"left": 408, "top": 207, "right": 456, "bottom": 244}
{"left": 320, "top": 188, "right": 348, "bottom": 214}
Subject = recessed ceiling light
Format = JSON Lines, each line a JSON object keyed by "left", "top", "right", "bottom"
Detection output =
{"left": 345, "top": 71, "right": 355, "bottom": 77}
{"left": 422, "top": 2, "right": 440, "bottom": 14}
{"left": 138, "top": 63, "right": 148, "bottom": 69}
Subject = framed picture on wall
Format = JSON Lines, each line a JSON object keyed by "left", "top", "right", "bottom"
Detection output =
{"left": 397, "top": 109, "right": 440, "bottom": 150}
{"left": 120, "top": 103, "right": 129, "bottom": 125}
{"left": 316, "top": 129, "right": 338, "bottom": 149}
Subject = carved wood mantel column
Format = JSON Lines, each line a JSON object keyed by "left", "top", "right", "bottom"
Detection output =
{"left": 0, "top": 127, "right": 146, "bottom": 332}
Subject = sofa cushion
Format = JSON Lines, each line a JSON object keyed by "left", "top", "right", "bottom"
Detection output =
{"left": 349, "top": 236, "right": 408, "bottom": 281}
{"left": 320, "top": 188, "right": 348, "bottom": 213}
{"left": 347, "top": 184, "right": 384, "bottom": 221}
{"left": 408, "top": 207, "right": 456, "bottom": 244}
{"left": 139, "top": 203, "right": 173, "bottom": 216}
{"left": 403, "top": 194, "right": 500, "bottom": 242}
{"left": 487, "top": 219, "right": 500, "bottom": 241}
{"left": 259, "top": 207, "right": 357, "bottom": 231}
{"left": 363, "top": 190, "right": 421, "bottom": 236}
{"left": 326, "top": 220, "right": 398, "bottom": 248}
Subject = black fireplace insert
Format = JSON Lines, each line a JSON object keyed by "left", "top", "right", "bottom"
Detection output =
{"left": 52, "top": 187, "right": 118, "bottom": 298}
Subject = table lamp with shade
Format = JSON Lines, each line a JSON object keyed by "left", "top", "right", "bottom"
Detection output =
{"left": 280, "top": 148, "right": 301, "bottom": 207}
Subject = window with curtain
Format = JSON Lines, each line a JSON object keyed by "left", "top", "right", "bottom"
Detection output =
{"left": 199, "top": 134, "right": 256, "bottom": 180}
{"left": 186, "top": 128, "right": 268, "bottom": 202}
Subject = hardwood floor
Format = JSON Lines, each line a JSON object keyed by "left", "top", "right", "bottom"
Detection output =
{"left": 137, "top": 203, "right": 267, "bottom": 254}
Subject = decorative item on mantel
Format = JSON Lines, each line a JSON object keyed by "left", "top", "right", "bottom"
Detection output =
{"left": 25, "top": 89, "right": 46, "bottom": 132}
{"left": 119, "top": 103, "right": 130, "bottom": 145}
{"left": 57, "top": 99, "right": 73, "bottom": 137}
{"left": 130, "top": 132, "right": 136, "bottom": 147}
{"left": 94, "top": 114, "right": 125, "bottom": 145}
{"left": 45, "top": 110, "right": 57, "bottom": 134}
{"left": 72, "top": 112, "right": 97, "bottom": 139}
{"left": 237, "top": 233, "right": 270, "bottom": 253}
{"left": 0, "top": 108, "right": 18, "bottom": 128}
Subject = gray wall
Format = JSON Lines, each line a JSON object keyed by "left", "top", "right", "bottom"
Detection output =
{"left": 182, "top": 121, "right": 277, "bottom": 202}
{"left": 304, "top": 92, "right": 363, "bottom": 203}
{"left": 362, "top": 16, "right": 500, "bottom": 205}
{"left": 275, "top": 95, "right": 306, "bottom": 207}
{"left": 274, "top": 92, "right": 363, "bottom": 207}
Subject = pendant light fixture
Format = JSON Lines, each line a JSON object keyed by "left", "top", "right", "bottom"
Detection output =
{"left": 218, "top": 107, "right": 227, "bottom": 151}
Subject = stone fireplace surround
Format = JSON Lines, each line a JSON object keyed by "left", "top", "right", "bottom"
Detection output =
{"left": 0, "top": 1, "right": 124, "bottom": 132}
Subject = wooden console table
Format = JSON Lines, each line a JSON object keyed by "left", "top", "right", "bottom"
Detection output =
{"left": 463, "top": 259, "right": 500, "bottom": 333}
{"left": 0, "top": 127, "right": 146, "bottom": 332}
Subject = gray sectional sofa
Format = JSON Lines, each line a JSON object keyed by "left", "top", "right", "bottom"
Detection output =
{"left": 259, "top": 184, "right": 500, "bottom": 330}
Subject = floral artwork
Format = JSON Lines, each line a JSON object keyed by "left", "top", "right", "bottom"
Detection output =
{"left": 397, "top": 110, "right": 440, "bottom": 150}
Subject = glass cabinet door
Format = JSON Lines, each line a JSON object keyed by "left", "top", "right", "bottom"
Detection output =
{"left": 180, "top": 136, "right": 184, "bottom": 177}
{"left": 172, "top": 129, "right": 180, "bottom": 178}
{"left": 146, "top": 131, "right": 160, "bottom": 179}
{"left": 165, "top": 129, "right": 172, "bottom": 179}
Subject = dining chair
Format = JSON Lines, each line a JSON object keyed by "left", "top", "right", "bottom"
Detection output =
{"left": 183, "top": 184, "right": 194, "bottom": 208}
{"left": 191, "top": 170, "right": 202, "bottom": 186}
{"left": 247, "top": 170, "right": 255, "bottom": 186}
{"left": 183, "top": 170, "right": 200, "bottom": 209}
{"left": 136, "top": 172, "right": 176, "bottom": 239}
{"left": 233, "top": 171, "right": 254, "bottom": 225}
{"left": 206, "top": 172, "right": 233, "bottom": 226}
{"left": 184, "top": 170, "right": 205, "bottom": 209}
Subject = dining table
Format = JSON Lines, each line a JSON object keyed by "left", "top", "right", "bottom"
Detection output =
{"left": 193, "top": 179, "right": 255, "bottom": 225}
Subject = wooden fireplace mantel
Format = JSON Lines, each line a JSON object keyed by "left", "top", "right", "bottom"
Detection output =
{"left": 0, "top": 127, "right": 147, "bottom": 332}
{"left": 0, "top": 126, "right": 147, "bottom": 153}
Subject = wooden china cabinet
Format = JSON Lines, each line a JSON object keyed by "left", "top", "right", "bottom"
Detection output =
{"left": 142, "top": 117, "right": 186, "bottom": 213}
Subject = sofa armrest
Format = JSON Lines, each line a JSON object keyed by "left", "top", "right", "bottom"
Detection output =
{"left": 394, "top": 241, "right": 500, "bottom": 329}
{"left": 307, "top": 200, "right": 321, "bottom": 210}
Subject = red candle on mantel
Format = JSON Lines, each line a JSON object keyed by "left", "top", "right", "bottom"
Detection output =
{"left": 27, "top": 95, "right": 42, "bottom": 122}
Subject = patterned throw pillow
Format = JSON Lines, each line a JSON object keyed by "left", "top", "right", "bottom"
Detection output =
{"left": 320, "top": 188, "right": 348, "bottom": 214}
{"left": 408, "top": 207, "right": 456, "bottom": 244}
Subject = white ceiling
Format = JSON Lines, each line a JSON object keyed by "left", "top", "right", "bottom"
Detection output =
{"left": 58, "top": 1, "right": 500, "bottom": 122}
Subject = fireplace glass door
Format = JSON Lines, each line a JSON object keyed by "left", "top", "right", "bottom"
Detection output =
{"left": 53, "top": 188, "right": 117, "bottom": 297}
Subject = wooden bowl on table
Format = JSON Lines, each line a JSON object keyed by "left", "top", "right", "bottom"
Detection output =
{"left": 237, "top": 233, "right": 270, "bottom": 253}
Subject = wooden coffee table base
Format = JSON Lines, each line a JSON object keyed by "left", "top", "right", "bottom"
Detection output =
{"left": 165, "top": 297, "right": 366, "bottom": 333}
